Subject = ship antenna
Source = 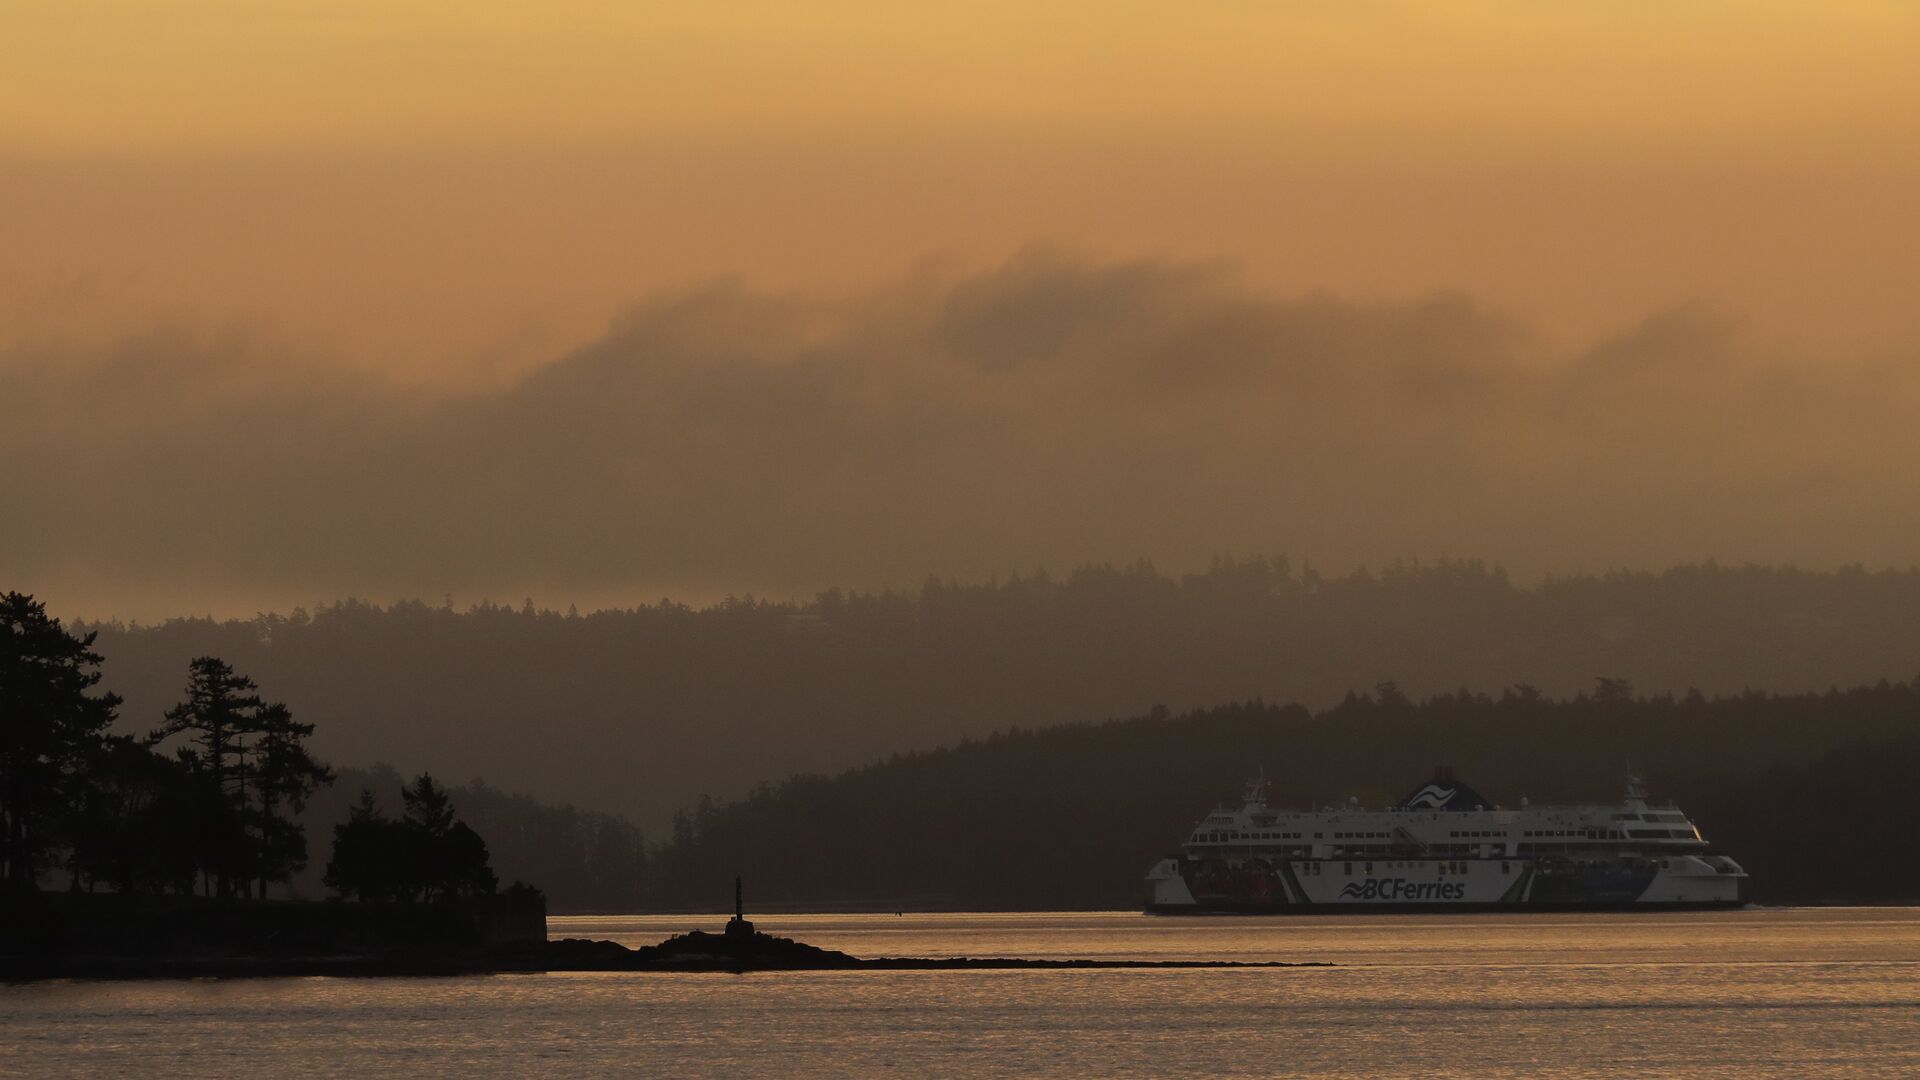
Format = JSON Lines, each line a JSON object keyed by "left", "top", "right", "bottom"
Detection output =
{"left": 1243, "top": 766, "right": 1270, "bottom": 806}
{"left": 1624, "top": 763, "right": 1648, "bottom": 805}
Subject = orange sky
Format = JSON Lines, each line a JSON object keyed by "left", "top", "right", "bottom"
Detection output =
{"left": 5, "top": 3, "right": 1920, "bottom": 618}
{"left": 6, "top": 2, "right": 1917, "bottom": 374}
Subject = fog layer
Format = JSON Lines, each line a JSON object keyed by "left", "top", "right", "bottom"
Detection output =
{"left": 6, "top": 254, "right": 1916, "bottom": 618}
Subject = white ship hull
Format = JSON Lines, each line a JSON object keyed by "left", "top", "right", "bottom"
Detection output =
{"left": 1146, "top": 853, "right": 1743, "bottom": 912}
{"left": 1144, "top": 770, "right": 1748, "bottom": 913}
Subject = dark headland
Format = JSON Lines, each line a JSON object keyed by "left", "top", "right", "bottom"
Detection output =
{"left": 521, "top": 881, "right": 1324, "bottom": 971}
{"left": 2, "top": 879, "right": 1326, "bottom": 980}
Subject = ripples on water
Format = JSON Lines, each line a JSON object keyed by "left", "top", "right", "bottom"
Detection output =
{"left": 7, "top": 908, "right": 1920, "bottom": 1077}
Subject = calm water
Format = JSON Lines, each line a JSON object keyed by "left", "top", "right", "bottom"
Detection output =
{"left": 7, "top": 908, "right": 1920, "bottom": 1077}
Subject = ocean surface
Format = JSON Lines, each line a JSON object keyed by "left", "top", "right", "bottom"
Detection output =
{"left": 7, "top": 907, "right": 1920, "bottom": 1077}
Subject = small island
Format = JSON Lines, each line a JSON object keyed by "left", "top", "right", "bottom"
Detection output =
{"left": 512, "top": 878, "right": 1328, "bottom": 973}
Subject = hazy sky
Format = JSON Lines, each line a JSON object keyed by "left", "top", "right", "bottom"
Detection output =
{"left": 5, "top": 2, "right": 1919, "bottom": 618}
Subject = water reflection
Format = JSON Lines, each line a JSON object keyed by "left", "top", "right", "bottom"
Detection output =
{"left": 7, "top": 909, "right": 1919, "bottom": 1078}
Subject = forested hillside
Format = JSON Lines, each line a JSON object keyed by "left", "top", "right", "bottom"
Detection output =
{"left": 75, "top": 559, "right": 1920, "bottom": 827}
{"left": 650, "top": 683, "right": 1920, "bottom": 910}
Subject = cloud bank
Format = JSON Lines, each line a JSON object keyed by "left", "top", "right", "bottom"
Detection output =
{"left": 6, "top": 252, "right": 1916, "bottom": 619}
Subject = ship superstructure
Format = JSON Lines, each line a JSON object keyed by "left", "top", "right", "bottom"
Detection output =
{"left": 1145, "top": 768, "right": 1745, "bottom": 912}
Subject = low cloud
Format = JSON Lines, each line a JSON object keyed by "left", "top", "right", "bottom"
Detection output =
{"left": 6, "top": 252, "right": 1917, "bottom": 618}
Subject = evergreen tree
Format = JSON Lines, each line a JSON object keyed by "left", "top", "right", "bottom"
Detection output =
{"left": 402, "top": 772, "right": 455, "bottom": 836}
{"left": 66, "top": 735, "right": 197, "bottom": 894}
{"left": 441, "top": 822, "right": 499, "bottom": 899}
{"left": 324, "top": 790, "right": 403, "bottom": 902}
{"left": 152, "top": 656, "right": 329, "bottom": 898}
{"left": 326, "top": 776, "right": 499, "bottom": 903}
{"left": 251, "top": 703, "right": 333, "bottom": 897}
{"left": 0, "top": 592, "right": 122, "bottom": 891}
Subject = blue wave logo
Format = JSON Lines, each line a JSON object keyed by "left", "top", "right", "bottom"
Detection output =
{"left": 1402, "top": 784, "right": 1457, "bottom": 809}
{"left": 1338, "top": 878, "right": 1468, "bottom": 901}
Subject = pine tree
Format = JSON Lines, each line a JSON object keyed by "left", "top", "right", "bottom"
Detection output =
{"left": 152, "top": 656, "right": 329, "bottom": 898}
{"left": 324, "top": 790, "right": 404, "bottom": 902}
{"left": 325, "top": 776, "right": 501, "bottom": 903}
{"left": 251, "top": 703, "right": 333, "bottom": 897}
{"left": 402, "top": 772, "right": 455, "bottom": 837}
{"left": 0, "top": 592, "right": 122, "bottom": 891}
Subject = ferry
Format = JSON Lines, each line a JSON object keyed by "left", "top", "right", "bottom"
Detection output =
{"left": 1145, "top": 768, "right": 1745, "bottom": 912}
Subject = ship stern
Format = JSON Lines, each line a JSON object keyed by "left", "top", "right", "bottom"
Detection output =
{"left": 1144, "top": 857, "right": 1197, "bottom": 912}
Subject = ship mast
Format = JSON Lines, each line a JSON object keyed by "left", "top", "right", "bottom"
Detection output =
{"left": 1242, "top": 766, "right": 1271, "bottom": 808}
{"left": 1623, "top": 766, "right": 1650, "bottom": 810}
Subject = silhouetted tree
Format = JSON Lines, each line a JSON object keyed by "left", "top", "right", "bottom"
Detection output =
{"left": 250, "top": 703, "right": 333, "bottom": 897}
{"left": 152, "top": 657, "right": 328, "bottom": 898}
{"left": 0, "top": 592, "right": 122, "bottom": 891}
{"left": 439, "top": 822, "right": 498, "bottom": 900}
{"left": 402, "top": 773, "right": 455, "bottom": 837}
{"left": 306, "top": 769, "right": 648, "bottom": 912}
{"left": 324, "top": 790, "right": 404, "bottom": 903}
{"left": 325, "top": 775, "right": 498, "bottom": 903}
{"left": 1594, "top": 676, "right": 1635, "bottom": 704}
{"left": 66, "top": 736, "right": 198, "bottom": 894}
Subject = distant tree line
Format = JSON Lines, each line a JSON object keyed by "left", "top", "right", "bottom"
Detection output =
{"left": 646, "top": 681, "right": 1920, "bottom": 909}
{"left": 2, "top": 593, "right": 502, "bottom": 906}
{"left": 74, "top": 558, "right": 1920, "bottom": 830}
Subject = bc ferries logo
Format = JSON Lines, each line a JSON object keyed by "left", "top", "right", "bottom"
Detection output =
{"left": 1340, "top": 879, "right": 1468, "bottom": 901}
{"left": 1402, "top": 784, "right": 1457, "bottom": 810}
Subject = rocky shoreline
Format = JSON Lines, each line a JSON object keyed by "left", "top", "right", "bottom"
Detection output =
{"left": 3, "top": 887, "right": 1328, "bottom": 980}
{"left": 5, "top": 927, "right": 1328, "bottom": 980}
